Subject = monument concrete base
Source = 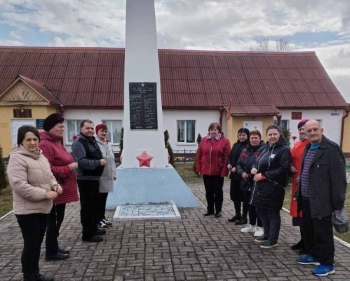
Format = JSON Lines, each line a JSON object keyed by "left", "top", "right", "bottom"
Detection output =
{"left": 106, "top": 165, "right": 200, "bottom": 209}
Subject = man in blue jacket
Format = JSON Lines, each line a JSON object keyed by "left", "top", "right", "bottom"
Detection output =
{"left": 296, "top": 120, "right": 347, "bottom": 276}
{"left": 72, "top": 120, "right": 107, "bottom": 242}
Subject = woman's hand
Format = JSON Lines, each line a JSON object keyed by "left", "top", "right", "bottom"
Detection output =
{"left": 253, "top": 173, "right": 263, "bottom": 182}
{"left": 46, "top": 191, "right": 58, "bottom": 200}
{"left": 68, "top": 162, "right": 78, "bottom": 171}
{"left": 52, "top": 184, "right": 63, "bottom": 194}
{"left": 242, "top": 172, "right": 248, "bottom": 180}
{"left": 231, "top": 167, "right": 236, "bottom": 173}
{"left": 251, "top": 168, "right": 258, "bottom": 175}
{"left": 227, "top": 164, "right": 232, "bottom": 170}
{"left": 290, "top": 166, "right": 297, "bottom": 173}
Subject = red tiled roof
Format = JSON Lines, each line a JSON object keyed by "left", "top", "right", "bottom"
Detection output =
{"left": 0, "top": 46, "right": 347, "bottom": 109}
{"left": 224, "top": 104, "right": 280, "bottom": 116}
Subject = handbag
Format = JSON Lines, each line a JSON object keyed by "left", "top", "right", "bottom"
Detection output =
{"left": 332, "top": 208, "right": 350, "bottom": 234}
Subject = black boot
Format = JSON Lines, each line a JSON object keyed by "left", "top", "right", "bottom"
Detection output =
{"left": 291, "top": 239, "right": 304, "bottom": 250}
{"left": 23, "top": 273, "right": 36, "bottom": 281}
{"left": 34, "top": 273, "right": 54, "bottom": 281}
{"left": 227, "top": 214, "right": 241, "bottom": 222}
{"left": 45, "top": 251, "right": 69, "bottom": 261}
{"left": 235, "top": 217, "right": 248, "bottom": 225}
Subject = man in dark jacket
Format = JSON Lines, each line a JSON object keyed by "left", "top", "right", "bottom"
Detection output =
{"left": 296, "top": 120, "right": 347, "bottom": 277}
{"left": 72, "top": 120, "right": 107, "bottom": 242}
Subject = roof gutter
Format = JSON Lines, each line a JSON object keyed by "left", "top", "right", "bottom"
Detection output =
{"left": 219, "top": 108, "right": 225, "bottom": 125}
{"left": 340, "top": 107, "right": 350, "bottom": 149}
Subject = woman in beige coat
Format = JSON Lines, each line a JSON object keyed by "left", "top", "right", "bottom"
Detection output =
{"left": 7, "top": 126, "right": 62, "bottom": 281}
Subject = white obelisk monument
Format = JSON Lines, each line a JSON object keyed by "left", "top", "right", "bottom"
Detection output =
{"left": 121, "top": 0, "right": 168, "bottom": 168}
{"left": 106, "top": 0, "right": 199, "bottom": 209}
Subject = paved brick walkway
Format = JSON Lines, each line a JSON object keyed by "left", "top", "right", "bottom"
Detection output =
{"left": 1, "top": 182, "right": 350, "bottom": 281}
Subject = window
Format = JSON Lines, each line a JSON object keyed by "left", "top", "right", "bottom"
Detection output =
{"left": 13, "top": 109, "right": 32, "bottom": 118}
{"left": 66, "top": 120, "right": 83, "bottom": 143}
{"left": 102, "top": 120, "right": 122, "bottom": 144}
{"left": 177, "top": 120, "right": 195, "bottom": 144}
{"left": 274, "top": 119, "right": 289, "bottom": 131}
{"left": 291, "top": 112, "right": 302, "bottom": 120}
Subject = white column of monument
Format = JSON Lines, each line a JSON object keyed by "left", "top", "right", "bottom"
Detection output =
{"left": 106, "top": 0, "right": 200, "bottom": 211}
{"left": 121, "top": 0, "right": 168, "bottom": 168}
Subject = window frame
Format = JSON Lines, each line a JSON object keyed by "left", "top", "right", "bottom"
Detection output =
{"left": 66, "top": 119, "right": 83, "bottom": 144}
{"left": 101, "top": 120, "right": 123, "bottom": 145}
{"left": 177, "top": 120, "right": 196, "bottom": 144}
{"left": 274, "top": 119, "right": 290, "bottom": 131}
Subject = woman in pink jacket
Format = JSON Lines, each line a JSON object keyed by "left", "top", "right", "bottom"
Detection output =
{"left": 196, "top": 122, "right": 231, "bottom": 217}
{"left": 39, "top": 113, "right": 79, "bottom": 261}
{"left": 8, "top": 125, "right": 62, "bottom": 281}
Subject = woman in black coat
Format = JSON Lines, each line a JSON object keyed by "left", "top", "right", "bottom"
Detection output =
{"left": 236, "top": 130, "right": 265, "bottom": 236}
{"left": 227, "top": 128, "right": 249, "bottom": 224}
{"left": 250, "top": 124, "right": 291, "bottom": 249}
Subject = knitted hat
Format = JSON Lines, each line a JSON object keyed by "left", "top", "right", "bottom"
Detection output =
{"left": 43, "top": 113, "right": 64, "bottom": 131}
{"left": 95, "top": 124, "right": 108, "bottom": 133}
{"left": 298, "top": 119, "right": 309, "bottom": 129}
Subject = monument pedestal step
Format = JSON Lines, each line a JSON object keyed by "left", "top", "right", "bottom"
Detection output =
{"left": 106, "top": 165, "right": 200, "bottom": 209}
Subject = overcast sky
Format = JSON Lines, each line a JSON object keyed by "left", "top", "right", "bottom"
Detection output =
{"left": 0, "top": 0, "right": 349, "bottom": 102}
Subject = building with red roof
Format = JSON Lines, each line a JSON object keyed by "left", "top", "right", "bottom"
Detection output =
{"left": 0, "top": 46, "right": 349, "bottom": 157}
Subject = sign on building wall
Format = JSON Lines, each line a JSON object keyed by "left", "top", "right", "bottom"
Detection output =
{"left": 36, "top": 119, "right": 45, "bottom": 129}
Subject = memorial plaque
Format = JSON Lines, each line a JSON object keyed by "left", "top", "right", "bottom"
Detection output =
{"left": 129, "top": 82, "right": 158, "bottom": 129}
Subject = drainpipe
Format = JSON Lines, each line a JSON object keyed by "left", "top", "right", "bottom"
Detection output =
{"left": 219, "top": 108, "right": 225, "bottom": 125}
{"left": 59, "top": 104, "right": 64, "bottom": 116}
{"left": 276, "top": 114, "right": 282, "bottom": 126}
{"left": 340, "top": 108, "right": 350, "bottom": 149}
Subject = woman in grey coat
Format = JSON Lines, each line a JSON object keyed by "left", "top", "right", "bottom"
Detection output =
{"left": 95, "top": 124, "right": 116, "bottom": 228}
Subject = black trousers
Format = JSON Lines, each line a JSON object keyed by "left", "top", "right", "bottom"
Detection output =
{"left": 16, "top": 213, "right": 48, "bottom": 274}
{"left": 77, "top": 180, "right": 100, "bottom": 239}
{"left": 45, "top": 204, "right": 66, "bottom": 256}
{"left": 301, "top": 198, "right": 334, "bottom": 265}
{"left": 256, "top": 207, "right": 281, "bottom": 244}
{"left": 243, "top": 191, "right": 262, "bottom": 226}
{"left": 203, "top": 175, "right": 224, "bottom": 213}
{"left": 230, "top": 180, "right": 243, "bottom": 202}
{"left": 98, "top": 192, "right": 108, "bottom": 222}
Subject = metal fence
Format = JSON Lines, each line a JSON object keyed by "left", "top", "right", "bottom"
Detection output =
{"left": 173, "top": 149, "right": 197, "bottom": 163}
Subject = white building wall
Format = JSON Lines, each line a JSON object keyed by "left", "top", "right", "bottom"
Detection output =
{"left": 62, "top": 108, "right": 221, "bottom": 153}
{"left": 163, "top": 109, "right": 221, "bottom": 152}
{"left": 278, "top": 109, "right": 343, "bottom": 146}
{"left": 62, "top": 109, "right": 124, "bottom": 152}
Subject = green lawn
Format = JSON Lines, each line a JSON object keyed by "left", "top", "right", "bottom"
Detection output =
{"left": 0, "top": 187, "right": 12, "bottom": 217}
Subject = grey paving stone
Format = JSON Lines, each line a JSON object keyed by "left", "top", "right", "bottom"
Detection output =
{"left": 1, "top": 182, "right": 350, "bottom": 281}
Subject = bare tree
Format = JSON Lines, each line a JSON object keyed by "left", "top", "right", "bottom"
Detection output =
{"left": 256, "top": 37, "right": 294, "bottom": 52}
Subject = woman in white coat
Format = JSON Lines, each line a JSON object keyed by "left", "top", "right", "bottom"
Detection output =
{"left": 95, "top": 124, "right": 116, "bottom": 228}
{"left": 7, "top": 125, "right": 62, "bottom": 281}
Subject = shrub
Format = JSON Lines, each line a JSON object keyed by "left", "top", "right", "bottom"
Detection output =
{"left": 0, "top": 145, "right": 8, "bottom": 193}
{"left": 164, "top": 130, "right": 175, "bottom": 166}
{"left": 193, "top": 133, "right": 202, "bottom": 172}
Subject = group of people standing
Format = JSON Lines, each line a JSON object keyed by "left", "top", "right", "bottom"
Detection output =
{"left": 7, "top": 114, "right": 116, "bottom": 281}
{"left": 196, "top": 120, "right": 347, "bottom": 277}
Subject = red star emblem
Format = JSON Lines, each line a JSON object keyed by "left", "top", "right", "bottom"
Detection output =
{"left": 136, "top": 151, "right": 153, "bottom": 167}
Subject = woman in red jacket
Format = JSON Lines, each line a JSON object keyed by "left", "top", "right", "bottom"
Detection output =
{"left": 39, "top": 113, "right": 79, "bottom": 261}
{"left": 290, "top": 119, "right": 309, "bottom": 253}
{"left": 196, "top": 122, "right": 231, "bottom": 217}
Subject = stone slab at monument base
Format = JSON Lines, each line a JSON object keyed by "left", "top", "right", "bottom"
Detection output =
{"left": 113, "top": 201, "right": 181, "bottom": 221}
{"left": 106, "top": 165, "right": 200, "bottom": 209}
